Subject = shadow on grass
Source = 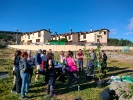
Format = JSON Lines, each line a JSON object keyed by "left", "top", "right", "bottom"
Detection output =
{"left": 106, "top": 66, "right": 133, "bottom": 77}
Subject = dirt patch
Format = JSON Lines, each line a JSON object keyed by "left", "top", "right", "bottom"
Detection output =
{"left": 106, "top": 52, "right": 133, "bottom": 63}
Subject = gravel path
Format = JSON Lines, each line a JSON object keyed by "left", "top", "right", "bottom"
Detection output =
{"left": 106, "top": 52, "right": 133, "bottom": 62}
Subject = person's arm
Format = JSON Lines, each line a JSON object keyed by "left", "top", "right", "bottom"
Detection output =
{"left": 72, "top": 58, "right": 77, "bottom": 66}
{"left": 48, "top": 59, "right": 53, "bottom": 69}
{"left": 12, "top": 56, "right": 15, "bottom": 61}
{"left": 77, "top": 53, "right": 81, "bottom": 58}
{"left": 80, "top": 53, "right": 84, "bottom": 58}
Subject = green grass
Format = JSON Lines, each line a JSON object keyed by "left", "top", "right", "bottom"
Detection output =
{"left": 0, "top": 48, "right": 133, "bottom": 100}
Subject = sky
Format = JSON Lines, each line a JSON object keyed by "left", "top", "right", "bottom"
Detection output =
{"left": 0, "top": 0, "right": 133, "bottom": 41}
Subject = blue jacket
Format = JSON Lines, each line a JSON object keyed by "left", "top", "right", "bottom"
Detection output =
{"left": 35, "top": 52, "right": 42, "bottom": 66}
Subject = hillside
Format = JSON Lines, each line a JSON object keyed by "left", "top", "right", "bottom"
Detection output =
{"left": 0, "top": 31, "right": 22, "bottom": 45}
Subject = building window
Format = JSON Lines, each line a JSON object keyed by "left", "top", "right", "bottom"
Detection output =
{"left": 28, "top": 34, "right": 30, "bottom": 39}
{"left": 36, "top": 39, "right": 40, "bottom": 42}
{"left": 104, "top": 31, "right": 106, "bottom": 35}
{"left": 97, "top": 39, "right": 100, "bottom": 43}
{"left": 69, "top": 34, "right": 71, "bottom": 39}
{"left": 38, "top": 31, "right": 41, "bottom": 37}
{"left": 83, "top": 33, "right": 86, "bottom": 39}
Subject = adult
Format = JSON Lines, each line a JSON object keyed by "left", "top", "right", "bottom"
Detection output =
{"left": 12, "top": 50, "right": 22, "bottom": 94}
{"left": 77, "top": 49, "right": 84, "bottom": 72}
{"left": 41, "top": 50, "right": 47, "bottom": 71}
{"left": 19, "top": 52, "right": 30, "bottom": 99}
{"left": 90, "top": 48, "right": 97, "bottom": 62}
{"left": 45, "top": 53, "right": 56, "bottom": 97}
{"left": 35, "top": 49, "right": 42, "bottom": 81}
{"left": 49, "top": 49, "right": 54, "bottom": 60}
{"left": 27, "top": 50, "right": 35, "bottom": 85}
{"left": 60, "top": 51, "right": 66, "bottom": 63}
{"left": 66, "top": 51, "right": 80, "bottom": 91}
{"left": 101, "top": 50, "right": 107, "bottom": 75}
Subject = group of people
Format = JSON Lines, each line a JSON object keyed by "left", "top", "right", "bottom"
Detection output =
{"left": 11, "top": 48, "right": 107, "bottom": 99}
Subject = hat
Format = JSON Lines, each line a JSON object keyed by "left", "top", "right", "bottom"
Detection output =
{"left": 38, "top": 49, "right": 42, "bottom": 53}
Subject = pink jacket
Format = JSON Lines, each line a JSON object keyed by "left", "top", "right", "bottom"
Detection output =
{"left": 66, "top": 57, "right": 77, "bottom": 72}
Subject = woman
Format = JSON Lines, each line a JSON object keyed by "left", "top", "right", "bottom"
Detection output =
{"left": 60, "top": 51, "right": 66, "bottom": 63}
{"left": 12, "top": 50, "right": 22, "bottom": 94}
{"left": 41, "top": 50, "right": 47, "bottom": 71}
{"left": 19, "top": 52, "right": 30, "bottom": 99}
{"left": 27, "top": 50, "right": 35, "bottom": 85}
{"left": 66, "top": 51, "right": 80, "bottom": 91}
{"left": 45, "top": 53, "right": 56, "bottom": 97}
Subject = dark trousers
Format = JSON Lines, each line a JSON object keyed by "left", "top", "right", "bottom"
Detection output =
{"left": 69, "top": 71, "right": 79, "bottom": 87}
{"left": 29, "top": 68, "right": 33, "bottom": 84}
{"left": 12, "top": 68, "right": 22, "bottom": 93}
{"left": 46, "top": 84, "right": 54, "bottom": 95}
{"left": 77, "top": 60, "right": 83, "bottom": 71}
{"left": 101, "top": 62, "right": 107, "bottom": 75}
{"left": 45, "top": 69, "right": 55, "bottom": 95}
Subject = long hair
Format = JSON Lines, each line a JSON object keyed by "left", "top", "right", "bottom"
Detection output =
{"left": 68, "top": 51, "right": 73, "bottom": 57}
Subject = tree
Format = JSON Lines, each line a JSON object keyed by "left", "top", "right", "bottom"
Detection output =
{"left": 59, "top": 38, "right": 68, "bottom": 42}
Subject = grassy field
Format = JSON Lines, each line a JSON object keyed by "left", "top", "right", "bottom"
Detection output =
{"left": 0, "top": 48, "right": 133, "bottom": 100}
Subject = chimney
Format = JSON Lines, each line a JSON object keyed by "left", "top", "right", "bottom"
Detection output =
{"left": 55, "top": 31, "right": 57, "bottom": 35}
{"left": 90, "top": 27, "right": 93, "bottom": 32}
{"left": 70, "top": 29, "right": 72, "bottom": 34}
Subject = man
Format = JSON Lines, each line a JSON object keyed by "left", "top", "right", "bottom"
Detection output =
{"left": 77, "top": 49, "right": 84, "bottom": 72}
{"left": 101, "top": 50, "right": 107, "bottom": 75}
{"left": 90, "top": 48, "right": 96, "bottom": 62}
{"left": 35, "top": 49, "right": 42, "bottom": 81}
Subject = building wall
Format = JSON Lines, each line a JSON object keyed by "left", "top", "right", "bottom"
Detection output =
{"left": 44, "top": 31, "right": 51, "bottom": 42}
{"left": 21, "top": 30, "right": 51, "bottom": 45}
{"left": 72, "top": 34, "right": 79, "bottom": 42}
{"left": 8, "top": 45, "right": 133, "bottom": 51}
{"left": 80, "top": 33, "right": 95, "bottom": 42}
{"left": 94, "top": 29, "right": 109, "bottom": 44}
{"left": 50, "top": 29, "right": 109, "bottom": 45}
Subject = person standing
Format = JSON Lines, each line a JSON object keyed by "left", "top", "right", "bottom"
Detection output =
{"left": 45, "top": 53, "right": 56, "bottom": 97}
{"left": 19, "top": 52, "right": 30, "bottom": 99}
{"left": 101, "top": 50, "right": 107, "bottom": 75}
{"left": 41, "top": 50, "right": 47, "bottom": 71}
{"left": 90, "top": 48, "right": 96, "bottom": 61}
{"left": 66, "top": 51, "right": 80, "bottom": 91}
{"left": 49, "top": 49, "right": 54, "bottom": 60}
{"left": 77, "top": 49, "right": 84, "bottom": 72}
{"left": 27, "top": 50, "right": 35, "bottom": 85}
{"left": 12, "top": 50, "right": 22, "bottom": 94}
{"left": 35, "top": 49, "right": 42, "bottom": 81}
{"left": 60, "top": 51, "right": 66, "bottom": 63}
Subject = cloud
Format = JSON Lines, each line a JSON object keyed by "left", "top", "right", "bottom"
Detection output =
{"left": 110, "top": 29, "right": 117, "bottom": 34}
{"left": 127, "top": 17, "right": 133, "bottom": 30}
{"left": 125, "top": 32, "right": 133, "bottom": 35}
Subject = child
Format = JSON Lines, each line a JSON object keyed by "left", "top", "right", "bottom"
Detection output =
{"left": 66, "top": 51, "right": 80, "bottom": 91}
